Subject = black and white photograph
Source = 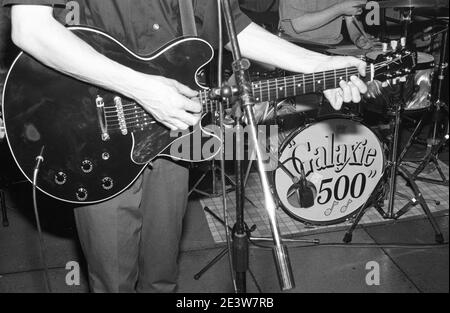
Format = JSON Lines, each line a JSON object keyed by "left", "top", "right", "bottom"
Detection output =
{"left": 0, "top": 0, "right": 448, "bottom": 299}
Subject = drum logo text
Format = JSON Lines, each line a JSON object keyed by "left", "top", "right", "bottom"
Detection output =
{"left": 292, "top": 133, "right": 379, "bottom": 177}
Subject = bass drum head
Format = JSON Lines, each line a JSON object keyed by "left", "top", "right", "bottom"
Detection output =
{"left": 274, "top": 118, "right": 385, "bottom": 226}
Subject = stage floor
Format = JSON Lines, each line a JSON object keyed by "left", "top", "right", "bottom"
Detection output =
{"left": 0, "top": 154, "right": 448, "bottom": 293}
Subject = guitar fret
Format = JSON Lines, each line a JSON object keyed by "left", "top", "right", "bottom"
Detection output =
{"left": 259, "top": 82, "right": 263, "bottom": 102}
{"left": 284, "top": 76, "right": 288, "bottom": 98}
{"left": 303, "top": 75, "right": 306, "bottom": 94}
{"left": 294, "top": 76, "right": 297, "bottom": 95}
{"left": 275, "top": 79, "right": 279, "bottom": 99}
{"left": 199, "top": 91, "right": 204, "bottom": 112}
{"left": 209, "top": 93, "right": 212, "bottom": 113}
{"left": 334, "top": 69, "right": 337, "bottom": 88}
{"left": 323, "top": 71, "right": 326, "bottom": 90}
{"left": 312, "top": 72, "right": 316, "bottom": 92}
{"left": 252, "top": 83, "right": 256, "bottom": 102}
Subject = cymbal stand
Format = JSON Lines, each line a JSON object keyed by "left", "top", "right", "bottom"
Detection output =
{"left": 410, "top": 24, "right": 449, "bottom": 186}
{"left": 344, "top": 77, "right": 444, "bottom": 244}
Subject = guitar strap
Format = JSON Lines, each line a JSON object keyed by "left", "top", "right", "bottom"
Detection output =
{"left": 178, "top": 0, "right": 198, "bottom": 37}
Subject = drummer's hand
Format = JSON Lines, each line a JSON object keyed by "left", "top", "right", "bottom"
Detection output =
{"left": 339, "top": 0, "right": 366, "bottom": 16}
{"left": 355, "top": 34, "right": 379, "bottom": 50}
{"left": 0, "top": 118, "right": 5, "bottom": 140}
{"left": 319, "top": 56, "right": 368, "bottom": 110}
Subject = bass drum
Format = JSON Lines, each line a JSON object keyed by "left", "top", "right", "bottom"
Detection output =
{"left": 274, "top": 118, "right": 385, "bottom": 226}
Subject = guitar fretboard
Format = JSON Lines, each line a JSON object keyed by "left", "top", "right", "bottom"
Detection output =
{"left": 250, "top": 67, "right": 362, "bottom": 103}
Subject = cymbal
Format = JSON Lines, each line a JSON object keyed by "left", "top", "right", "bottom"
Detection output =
{"left": 366, "top": 0, "right": 449, "bottom": 9}
{"left": 414, "top": 7, "right": 450, "bottom": 17}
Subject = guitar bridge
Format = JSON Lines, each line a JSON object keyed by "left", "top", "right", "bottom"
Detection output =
{"left": 96, "top": 96, "right": 110, "bottom": 141}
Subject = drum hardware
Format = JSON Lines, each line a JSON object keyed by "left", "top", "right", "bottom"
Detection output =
{"left": 343, "top": 72, "right": 445, "bottom": 244}
{"left": 400, "top": 23, "right": 449, "bottom": 186}
{"left": 189, "top": 159, "right": 235, "bottom": 197}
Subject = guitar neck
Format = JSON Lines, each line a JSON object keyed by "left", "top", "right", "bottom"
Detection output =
{"left": 250, "top": 66, "right": 365, "bottom": 103}
{"left": 200, "top": 66, "right": 366, "bottom": 112}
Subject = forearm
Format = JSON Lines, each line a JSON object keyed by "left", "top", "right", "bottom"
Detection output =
{"left": 345, "top": 17, "right": 365, "bottom": 43}
{"left": 235, "top": 23, "right": 331, "bottom": 73}
{"left": 11, "top": 6, "right": 140, "bottom": 100}
{"left": 289, "top": 4, "right": 343, "bottom": 33}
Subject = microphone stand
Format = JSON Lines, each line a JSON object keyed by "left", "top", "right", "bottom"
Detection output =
{"left": 219, "top": 0, "right": 295, "bottom": 292}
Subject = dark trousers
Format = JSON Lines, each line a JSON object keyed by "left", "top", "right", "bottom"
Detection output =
{"left": 74, "top": 159, "right": 189, "bottom": 293}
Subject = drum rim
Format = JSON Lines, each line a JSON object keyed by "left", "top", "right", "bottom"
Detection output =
{"left": 273, "top": 115, "right": 387, "bottom": 226}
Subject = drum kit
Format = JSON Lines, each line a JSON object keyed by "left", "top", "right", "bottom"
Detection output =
{"left": 257, "top": 0, "right": 449, "bottom": 241}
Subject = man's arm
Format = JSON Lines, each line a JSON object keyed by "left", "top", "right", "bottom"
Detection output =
{"left": 10, "top": 5, "right": 202, "bottom": 131}
{"left": 345, "top": 16, "right": 376, "bottom": 49}
{"left": 284, "top": 1, "right": 365, "bottom": 34}
{"left": 236, "top": 23, "right": 368, "bottom": 108}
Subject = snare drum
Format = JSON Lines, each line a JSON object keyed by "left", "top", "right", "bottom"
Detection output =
{"left": 405, "top": 52, "right": 435, "bottom": 112}
{"left": 274, "top": 117, "right": 385, "bottom": 226}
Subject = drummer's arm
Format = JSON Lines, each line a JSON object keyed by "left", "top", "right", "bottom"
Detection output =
{"left": 284, "top": 1, "right": 365, "bottom": 34}
{"left": 345, "top": 16, "right": 372, "bottom": 49}
{"left": 285, "top": 4, "right": 345, "bottom": 33}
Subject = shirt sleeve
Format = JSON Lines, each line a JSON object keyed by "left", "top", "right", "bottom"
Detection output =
{"left": 278, "top": 0, "right": 304, "bottom": 35}
{"left": 197, "top": 0, "right": 252, "bottom": 49}
{"left": 231, "top": 0, "right": 252, "bottom": 35}
{"left": 3, "top": 0, "right": 66, "bottom": 7}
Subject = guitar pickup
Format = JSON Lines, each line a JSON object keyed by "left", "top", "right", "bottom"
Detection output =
{"left": 96, "top": 96, "right": 110, "bottom": 141}
{"left": 114, "top": 97, "right": 128, "bottom": 136}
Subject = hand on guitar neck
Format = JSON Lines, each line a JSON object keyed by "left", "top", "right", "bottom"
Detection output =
{"left": 317, "top": 56, "right": 368, "bottom": 110}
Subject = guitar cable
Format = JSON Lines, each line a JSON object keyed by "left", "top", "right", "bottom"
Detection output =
{"left": 32, "top": 146, "right": 52, "bottom": 293}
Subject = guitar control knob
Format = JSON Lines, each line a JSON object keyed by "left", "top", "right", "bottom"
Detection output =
{"left": 54, "top": 172, "right": 67, "bottom": 185}
{"left": 81, "top": 160, "right": 94, "bottom": 173}
{"left": 76, "top": 188, "right": 88, "bottom": 201}
{"left": 102, "top": 152, "right": 110, "bottom": 161}
{"left": 102, "top": 177, "right": 114, "bottom": 190}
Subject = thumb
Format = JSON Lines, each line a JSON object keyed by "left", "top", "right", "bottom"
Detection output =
{"left": 324, "top": 89, "right": 343, "bottom": 111}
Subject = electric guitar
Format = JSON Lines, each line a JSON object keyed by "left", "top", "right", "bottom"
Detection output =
{"left": 1, "top": 26, "right": 416, "bottom": 204}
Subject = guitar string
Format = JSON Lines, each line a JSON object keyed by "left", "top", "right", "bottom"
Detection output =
{"left": 102, "top": 63, "right": 389, "bottom": 115}
{"left": 101, "top": 66, "right": 368, "bottom": 111}
{"left": 102, "top": 60, "right": 401, "bottom": 121}
{"left": 101, "top": 62, "right": 391, "bottom": 115}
